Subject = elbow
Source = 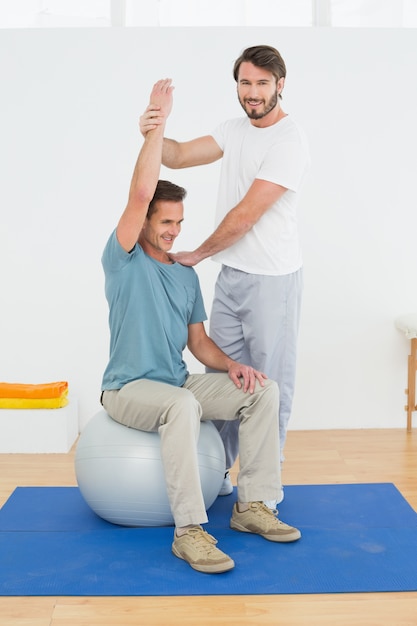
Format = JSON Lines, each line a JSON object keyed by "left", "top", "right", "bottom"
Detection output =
{"left": 162, "top": 155, "right": 185, "bottom": 170}
{"left": 187, "top": 340, "right": 196, "bottom": 359}
{"left": 240, "top": 219, "right": 255, "bottom": 234}
{"left": 187, "top": 339, "right": 203, "bottom": 362}
{"left": 131, "top": 187, "right": 154, "bottom": 207}
{"left": 231, "top": 218, "right": 255, "bottom": 238}
{"left": 232, "top": 207, "right": 258, "bottom": 235}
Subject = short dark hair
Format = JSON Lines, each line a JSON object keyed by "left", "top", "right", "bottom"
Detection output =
{"left": 147, "top": 180, "right": 187, "bottom": 218}
{"left": 233, "top": 45, "right": 287, "bottom": 99}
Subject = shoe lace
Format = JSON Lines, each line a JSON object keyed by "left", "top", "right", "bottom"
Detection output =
{"left": 252, "top": 502, "right": 283, "bottom": 523}
{"left": 187, "top": 527, "right": 218, "bottom": 553}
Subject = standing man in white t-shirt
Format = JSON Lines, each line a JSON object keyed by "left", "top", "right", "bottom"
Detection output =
{"left": 140, "top": 45, "right": 310, "bottom": 506}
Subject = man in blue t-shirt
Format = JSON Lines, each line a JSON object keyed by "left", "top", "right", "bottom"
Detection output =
{"left": 100, "top": 78, "right": 301, "bottom": 574}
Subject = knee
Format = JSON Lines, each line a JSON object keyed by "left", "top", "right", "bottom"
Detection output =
{"left": 257, "top": 378, "right": 279, "bottom": 410}
{"left": 162, "top": 388, "right": 202, "bottom": 423}
{"left": 172, "top": 387, "right": 200, "bottom": 409}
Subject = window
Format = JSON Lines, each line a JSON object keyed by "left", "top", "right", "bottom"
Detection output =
{"left": 1, "top": 0, "right": 416, "bottom": 27}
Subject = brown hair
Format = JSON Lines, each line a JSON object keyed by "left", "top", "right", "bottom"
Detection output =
{"left": 233, "top": 45, "right": 287, "bottom": 99}
{"left": 147, "top": 180, "right": 187, "bottom": 218}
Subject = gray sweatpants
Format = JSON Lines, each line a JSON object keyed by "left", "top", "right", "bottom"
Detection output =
{"left": 210, "top": 265, "right": 303, "bottom": 468}
{"left": 102, "top": 374, "right": 280, "bottom": 528}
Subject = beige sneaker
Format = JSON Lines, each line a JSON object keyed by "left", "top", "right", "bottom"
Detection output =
{"left": 172, "top": 526, "right": 235, "bottom": 573}
{"left": 230, "top": 502, "right": 301, "bottom": 542}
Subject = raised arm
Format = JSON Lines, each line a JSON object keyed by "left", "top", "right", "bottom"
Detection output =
{"left": 116, "top": 79, "right": 174, "bottom": 252}
{"left": 140, "top": 103, "right": 222, "bottom": 168}
{"left": 162, "top": 135, "right": 222, "bottom": 168}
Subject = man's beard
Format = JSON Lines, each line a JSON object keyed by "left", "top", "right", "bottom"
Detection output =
{"left": 239, "top": 91, "right": 279, "bottom": 120}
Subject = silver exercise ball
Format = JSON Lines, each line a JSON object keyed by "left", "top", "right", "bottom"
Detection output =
{"left": 75, "top": 409, "right": 226, "bottom": 527}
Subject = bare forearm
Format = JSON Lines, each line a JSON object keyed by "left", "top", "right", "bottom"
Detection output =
{"left": 188, "top": 329, "right": 268, "bottom": 394}
{"left": 189, "top": 336, "right": 234, "bottom": 372}
{"left": 180, "top": 207, "right": 254, "bottom": 265}
{"left": 129, "top": 125, "right": 165, "bottom": 200}
{"left": 194, "top": 180, "right": 287, "bottom": 260}
{"left": 130, "top": 125, "right": 164, "bottom": 195}
{"left": 204, "top": 210, "right": 253, "bottom": 256}
{"left": 162, "top": 138, "right": 186, "bottom": 169}
{"left": 162, "top": 135, "right": 222, "bottom": 169}
{"left": 170, "top": 178, "right": 288, "bottom": 267}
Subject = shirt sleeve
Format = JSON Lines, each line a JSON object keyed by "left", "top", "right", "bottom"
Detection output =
{"left": 188, "top": 271, "right": 207, "bottom": 324}
{"left": 258, "top": 138, "right": 309, "bottom": 192}
{"left": 102, "top": 229, "right": 138, "bottom": 273}
{"left": 211, "top": 119, "right": 228, "bottom": 151}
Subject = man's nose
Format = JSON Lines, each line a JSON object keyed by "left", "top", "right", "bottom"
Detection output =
{"left": 247, "top": 85, "right": 259, "bottom": 98}
{"left": 169, "top": 225, "right": 181, "bottom": 236}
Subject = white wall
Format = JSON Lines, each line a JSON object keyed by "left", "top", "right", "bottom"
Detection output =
{"left": 0, "top": 27, "right": 416, "bottom": 431}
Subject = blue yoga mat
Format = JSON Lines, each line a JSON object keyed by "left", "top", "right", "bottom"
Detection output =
{"left": 1, "top": 483, "right": 416, "bottom": 596}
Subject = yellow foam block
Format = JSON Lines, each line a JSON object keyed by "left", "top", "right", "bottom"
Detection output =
{"left": 0, "top": 394, "right": 69, "bottom": 409}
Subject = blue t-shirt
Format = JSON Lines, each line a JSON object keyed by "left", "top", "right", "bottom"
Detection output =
{"left": 101, "top": 230, "right": 207, "bottom": 390}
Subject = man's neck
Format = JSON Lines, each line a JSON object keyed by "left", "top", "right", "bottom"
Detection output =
{"left": 250, "top": 106, "right": 287, "bottom": 129}
{"left": 138, "top": 238, "right": 173, "bottom": 264}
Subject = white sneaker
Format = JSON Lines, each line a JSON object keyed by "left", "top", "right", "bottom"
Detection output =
{"left": 219, "top": 471, "right": 233, "bottom": 496}
{"left": 264, "top": 487, "right": 285, "bottom": 510}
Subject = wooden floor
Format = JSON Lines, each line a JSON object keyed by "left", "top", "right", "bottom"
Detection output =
{"left": 1, "top": 428, "right": 417, "bottom": 625}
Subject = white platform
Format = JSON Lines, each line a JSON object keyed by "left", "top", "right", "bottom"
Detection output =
{"left": 0, "top": 397, "right": 79, "bottom": 453}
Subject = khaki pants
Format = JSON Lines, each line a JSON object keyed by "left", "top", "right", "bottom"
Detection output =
{"left": 102, "top": 374, "right": 281, "bottom": 528}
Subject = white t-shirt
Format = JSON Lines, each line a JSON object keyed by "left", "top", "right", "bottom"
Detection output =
{"left": 211, "top": 116, "right": 310, "bottom": 276}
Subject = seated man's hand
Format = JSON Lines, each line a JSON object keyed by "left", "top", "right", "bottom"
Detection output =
{"left": 227, "top": 362, "right": 267, "bottom": 394}
{"left": 139, "top": 78, "right": 174, "bottom": 136}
